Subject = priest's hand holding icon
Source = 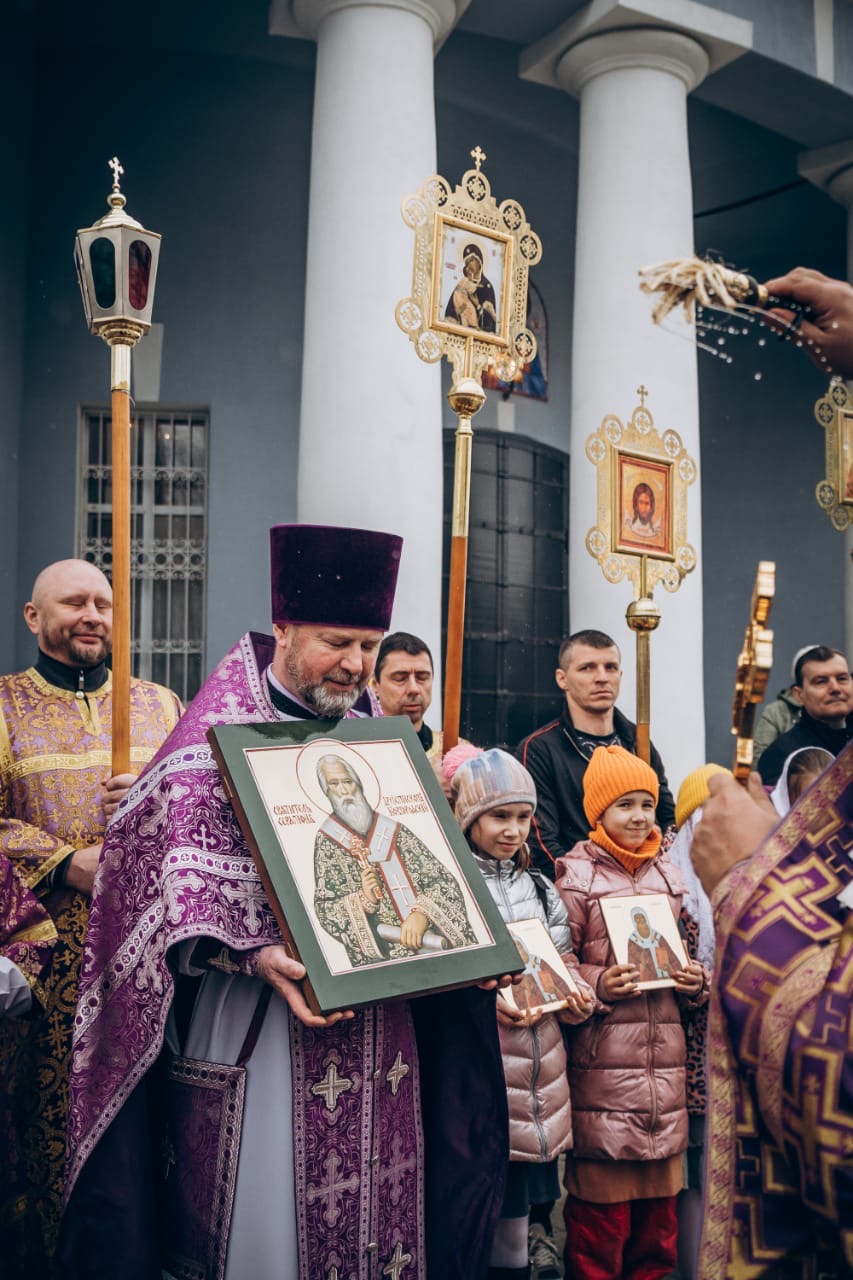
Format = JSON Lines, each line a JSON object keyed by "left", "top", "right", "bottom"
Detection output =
{"left": 257, "top": 943, "right": 354, "bottom": 1028}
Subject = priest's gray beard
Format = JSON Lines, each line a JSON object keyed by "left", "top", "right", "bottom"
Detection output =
{"left": 305, "top": 681, "right": 361, "bottom": 717}
{"left": 330, "top": 790, "right": 373, "bottom": 836}
{"left": 283, "top": 649, "right": 363, "bottom": 717}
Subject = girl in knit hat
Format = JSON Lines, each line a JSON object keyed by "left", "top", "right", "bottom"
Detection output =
{"left": 554, "top": 744, "right": 707, "bottom": 1280}
{"left": 452, "top": 748, "right": 595, "bottom": 1280}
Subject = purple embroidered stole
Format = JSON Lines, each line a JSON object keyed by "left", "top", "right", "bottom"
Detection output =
{"left": 65, "top": 632, "right": 425, "bottom": 1279}
{"left": 294, "top": 1005, "right": 424, "bottom": 1280}
{"left": 0, "top": 852, "right": 56, "bottom": 998}
{"left": 702, "top": 745, "right": 853, "bottom": 1278}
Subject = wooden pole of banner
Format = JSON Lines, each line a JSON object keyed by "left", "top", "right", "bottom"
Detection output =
{"left": 626, "top": 557, "right": 660, "bottom": 766}
{"left": 443, "top": 339, "right": 485, "bottom": 753}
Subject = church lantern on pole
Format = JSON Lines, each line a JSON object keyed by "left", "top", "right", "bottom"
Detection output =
{"left": 74, "top": 157, "right": 161, "bottom": 773}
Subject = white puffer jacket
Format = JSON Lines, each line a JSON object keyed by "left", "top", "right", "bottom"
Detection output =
{"left": 473, "top": 851, "right": 591, "bottom": 1163}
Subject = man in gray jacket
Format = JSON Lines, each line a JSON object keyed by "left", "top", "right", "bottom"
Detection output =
{"left": 752, "top": 644, "right": 818, "bottom": 763}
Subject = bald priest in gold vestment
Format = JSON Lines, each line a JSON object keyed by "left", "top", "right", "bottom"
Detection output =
{"left": 0, "top": 560, "right": 182, "bottom": 1279}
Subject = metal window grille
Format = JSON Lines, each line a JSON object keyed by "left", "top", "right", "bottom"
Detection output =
{"left": 442, "top": 429, "right": 569, "bottom": 749}
{"left": 77, "top": 405, "right": 209, "bottom": 704}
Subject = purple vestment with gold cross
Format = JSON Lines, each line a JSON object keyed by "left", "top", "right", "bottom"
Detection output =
{"left": 702, "top": 745, "right": 853, "bottom": 1279}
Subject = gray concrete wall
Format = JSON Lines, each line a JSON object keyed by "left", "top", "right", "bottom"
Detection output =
{"left": 705, "top": 0, "right": 816, "bottom": 73}
{"left": 689, "top": 96, "right": 847, "bottom": 766}
{"left": 14, "top": 38, "right": 315, "bottom": 671}
{"left": 0, "top": 16, "right": 32, "bottom": 670}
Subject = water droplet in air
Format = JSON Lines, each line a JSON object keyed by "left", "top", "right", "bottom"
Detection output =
{"left": 754, "top": 372, "right": 762, "bottom": 381}
{"left": 758, "top": 338, "right": 766, "bottom": 347}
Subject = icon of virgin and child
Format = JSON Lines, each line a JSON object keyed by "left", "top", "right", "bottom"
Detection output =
{"left": 312, "top": 754, "right": 477, "bottom": 966}
{"left": 445, "top": 242, "right": 498, "bottom": 334}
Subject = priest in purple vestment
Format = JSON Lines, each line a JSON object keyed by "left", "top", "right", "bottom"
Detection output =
{"left": 60, "top": 524, "right": 508, "bottom": 1280}
{"left": 690, "top": 758, "right": 852, "bottom": 1279}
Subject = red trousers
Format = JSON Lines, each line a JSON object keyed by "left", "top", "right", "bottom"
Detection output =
{"left": 563, "top": 1194, "right": 678, "bottom": 1280}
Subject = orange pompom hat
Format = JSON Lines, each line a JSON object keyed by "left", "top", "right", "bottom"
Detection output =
{"left": 582, "top": 744, "right": 659, "bottom": 824}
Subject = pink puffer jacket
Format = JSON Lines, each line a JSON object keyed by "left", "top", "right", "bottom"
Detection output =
{"left": 473, "top": 851, "right": 592, "bottom": 1162}
{"left": 554, "top": 841, "right": 701, "bottom": 1163}
{"left": 500, "top": 1015, "right": 574, "bottom": 1162}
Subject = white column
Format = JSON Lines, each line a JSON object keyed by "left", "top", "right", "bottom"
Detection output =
{"left": 292, "top": 0, "right": 460, "bottom": 669}
{"left": 799, "top": 144, "right": 853, "bottom": 661}
{"left": 559, "top": 29, "right": 709, "bottom": 785}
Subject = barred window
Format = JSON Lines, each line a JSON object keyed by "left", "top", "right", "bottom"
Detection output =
{"left": 77, "top": 406, "right": 209, "bottom": 704}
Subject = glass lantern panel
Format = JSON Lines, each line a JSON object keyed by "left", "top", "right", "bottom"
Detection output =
{"left": 128, "top": 240, "right": 152, "bottom": 310}
{"left": 90, "top": 237, "right": 116, "bottom": 308}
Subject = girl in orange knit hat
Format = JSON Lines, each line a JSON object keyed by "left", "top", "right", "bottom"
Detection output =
{"left": 555, "top": 745, "right": 707, "bottom": 1280}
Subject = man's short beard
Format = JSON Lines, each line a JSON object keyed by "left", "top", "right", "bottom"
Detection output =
{"left": 68, "top": 639, "right": 109, "bottom": 667}
{"left": 303, "top": 681, "right": 361, "bottom": 717}
{"left": 42, "top": 623, "right": 109, "bottom": 669}
{"left": 331, "top": 791, "right": 373, "bottom": 835}
{"left": 283, "top": 645, "right": 363, "bottom": 717}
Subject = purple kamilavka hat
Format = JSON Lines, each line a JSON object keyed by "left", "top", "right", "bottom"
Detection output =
{"left": 270, "top": 524, "right": 403, "bottom": 629}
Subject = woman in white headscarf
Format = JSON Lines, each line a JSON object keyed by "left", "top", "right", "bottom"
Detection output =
{"left": 769, "top": 746, "right": 834, "bottom": 817}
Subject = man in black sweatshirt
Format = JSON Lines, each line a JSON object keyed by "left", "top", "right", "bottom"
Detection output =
{"left": 516, "top": 629, "right": 675, "bottom": 881}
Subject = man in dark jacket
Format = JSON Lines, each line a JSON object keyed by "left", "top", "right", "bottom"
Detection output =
{"left": 758, "top": 645, "right": 852, "bottom": 786}
{"left": 516, "top": 630, "right": 675, "bottom": 880}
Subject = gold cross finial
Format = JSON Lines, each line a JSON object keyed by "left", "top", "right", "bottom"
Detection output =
{"left": 470, "top": 145, "right": 486, "bottom": 172}
{"left": 637, "top": 384, "right": 648, "bottom": 407}
{"left": 108, "top": 156, "right": 124, "bottom": 192}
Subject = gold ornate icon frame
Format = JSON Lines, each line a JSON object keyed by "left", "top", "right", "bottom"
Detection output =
{"left": 396, "top": 149, "right": 542, "bottom": 384}
{"left": 585, "top": 394, "right": 698, "bottom": 594}
{"left": 814, "top": 380, "right": 853, "bottom": 532}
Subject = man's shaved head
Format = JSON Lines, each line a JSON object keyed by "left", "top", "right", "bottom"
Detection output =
{"left": 24, "top": 559, "right": 113, "bottom": 667}
{"left": 30, "top": 560, "right": 111, "bottom": 609}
